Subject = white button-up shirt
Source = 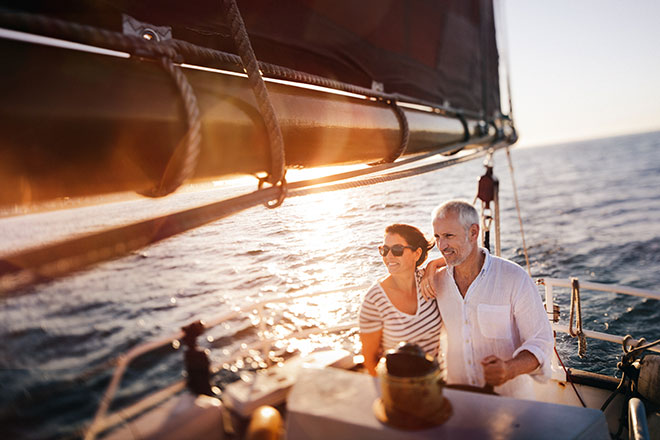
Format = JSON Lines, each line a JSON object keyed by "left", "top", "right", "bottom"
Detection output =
{"left": 432, "top": 248, "right": 553, "bottom": 399}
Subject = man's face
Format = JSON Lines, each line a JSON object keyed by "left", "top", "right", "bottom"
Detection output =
{"left": 433, "top": 213, "right": 477, "bottom": 267}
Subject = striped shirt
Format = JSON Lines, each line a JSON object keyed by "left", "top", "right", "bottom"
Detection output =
{"left": 359, "top": 269, "right": 443, "bottom": 359}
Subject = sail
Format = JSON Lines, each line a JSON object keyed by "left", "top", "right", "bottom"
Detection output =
{"left": 2, "top": 0, "right": 501, "bottom": 116}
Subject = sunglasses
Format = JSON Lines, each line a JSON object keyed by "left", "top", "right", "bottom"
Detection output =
{"left": 378, "top": 244, "right": 415, "bottom": 257}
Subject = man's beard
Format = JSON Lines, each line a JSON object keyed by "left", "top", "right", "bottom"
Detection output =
{"left": 443, "top": 237, "right": 473, "bottom": 267}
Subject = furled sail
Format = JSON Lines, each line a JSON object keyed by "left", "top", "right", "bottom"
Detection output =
{"left": 0, "top": 0, "right": 507, "bottom": 205}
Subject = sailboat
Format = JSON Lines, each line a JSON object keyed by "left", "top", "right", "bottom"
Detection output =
{"left": 1, "top": 1, "right": 658, "bottom": 439}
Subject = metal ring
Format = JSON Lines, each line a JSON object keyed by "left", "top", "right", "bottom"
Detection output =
{"left": 258, "top": 175, "right": 287, "bottom": 209}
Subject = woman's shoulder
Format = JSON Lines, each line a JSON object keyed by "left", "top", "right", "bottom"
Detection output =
{"left": 363, "top": 280, "right": 384, "bottom": 301}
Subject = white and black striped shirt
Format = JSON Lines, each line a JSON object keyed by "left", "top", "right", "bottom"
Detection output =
{"left": 359, "top": 269, "right": 443, "bottom": 359}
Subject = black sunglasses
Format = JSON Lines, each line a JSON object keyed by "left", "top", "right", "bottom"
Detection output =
{"left": 378, "top": 244, "right": 415, "bottom": 257}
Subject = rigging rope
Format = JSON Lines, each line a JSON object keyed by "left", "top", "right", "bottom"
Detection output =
{"left": 0, "top": 11, "right": 180, "bottom": 60}
{"left": 505, "top": 147, "right": 531, "bottom": 276}
{"left": 219, "top": 0, "right": 286, "bottom": 187}
{"left": 140, "top": 56, "right": 202, "bottom": 197}
{"left": 553, "top": 346, "right": 587, "bottom": 407}
{"left": 0, "top": 139, "right": 506, "bottom": 295}
{"left": 568, "top": 277, "right": 587, "bottom": 358}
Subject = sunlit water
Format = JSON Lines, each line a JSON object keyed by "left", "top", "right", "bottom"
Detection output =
{"left": 1, "top": 131, "right": 659, "bottom": 439}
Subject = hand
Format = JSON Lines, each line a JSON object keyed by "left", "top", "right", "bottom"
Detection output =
{"left": 481, "top": 355, "right": 511, "bottom": 387}
{"left": 420, "top": 277, "right": 435, "bottom": 300}
{"left": 420, "top": 257, "right": 446, "bottom": 300}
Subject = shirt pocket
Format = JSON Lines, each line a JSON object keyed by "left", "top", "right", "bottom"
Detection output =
{"left": 477, "top": 304, "right": 512, "bottom": 340}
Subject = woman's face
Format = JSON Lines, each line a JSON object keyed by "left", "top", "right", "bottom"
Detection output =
{"left": 381, "top": 232, "right": 421, "bottom": 275}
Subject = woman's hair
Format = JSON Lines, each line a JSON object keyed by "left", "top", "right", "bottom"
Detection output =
{"left": 384, "top": 224, "right": 435, "bottom": 267}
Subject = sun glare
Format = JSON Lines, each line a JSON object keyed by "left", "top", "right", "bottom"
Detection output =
{"left": 285, "top": 163, "right": 364, "bottom": 183}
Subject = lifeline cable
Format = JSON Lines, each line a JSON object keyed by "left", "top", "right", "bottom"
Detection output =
{"left": 290, "top": 135, "right": 492, "bottom": 190}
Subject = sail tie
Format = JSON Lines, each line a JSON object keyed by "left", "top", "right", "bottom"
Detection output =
{"left": 568, "top": 277, "right": 587, "bottom": 358}
{"left": 140, "top": 55, "right": 202, "bottom": 197}
{"left": 220, "top": 0, "right": 287, "bottom": 200}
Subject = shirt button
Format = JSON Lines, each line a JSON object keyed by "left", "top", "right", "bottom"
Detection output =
{"left": 467, "top": 360, "right": 472, "bottom": 365}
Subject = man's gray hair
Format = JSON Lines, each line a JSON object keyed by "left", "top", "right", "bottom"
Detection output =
{"left": 432, "top": 200, "right": 479, "bottom": 231}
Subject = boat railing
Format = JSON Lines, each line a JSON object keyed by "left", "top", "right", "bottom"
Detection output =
{"left": 539, "top": 277, "right": 660, "bottom": 372}
{"left": 86, "top": 284, "right": 367, "bottom": 439}
{"left": 89, "top": 277, "right": 660, "bottom": 438}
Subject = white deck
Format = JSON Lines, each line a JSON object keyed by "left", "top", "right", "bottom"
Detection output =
{"left": 287, "top": 367, "right": 610, "bottom": 440}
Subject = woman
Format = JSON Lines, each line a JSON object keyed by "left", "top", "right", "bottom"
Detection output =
{"left": 359, "top": 223, "right": 444, "bottom": 375}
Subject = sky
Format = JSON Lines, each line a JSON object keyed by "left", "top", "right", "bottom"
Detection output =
{"left": 499, "top": 0, "right": 660, "bottom": 148}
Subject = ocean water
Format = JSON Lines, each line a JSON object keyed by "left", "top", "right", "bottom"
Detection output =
{"left": 1, "top": 130, "right": 659, "bottom": 439}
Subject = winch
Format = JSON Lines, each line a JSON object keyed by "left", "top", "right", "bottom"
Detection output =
{"left": 638, "top": 354, "right": 660, "bottom": 406}
{"left": 373, "top": 343, "right": 452, "bottom": 430}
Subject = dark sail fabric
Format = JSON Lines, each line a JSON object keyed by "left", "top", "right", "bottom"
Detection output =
{"left": 1, "top": 0, "right": 501, "bottom": 117}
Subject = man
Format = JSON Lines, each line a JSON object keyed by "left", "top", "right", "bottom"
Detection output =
{"left": 423, "top": 200, "right": 553, "bottom": 399}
